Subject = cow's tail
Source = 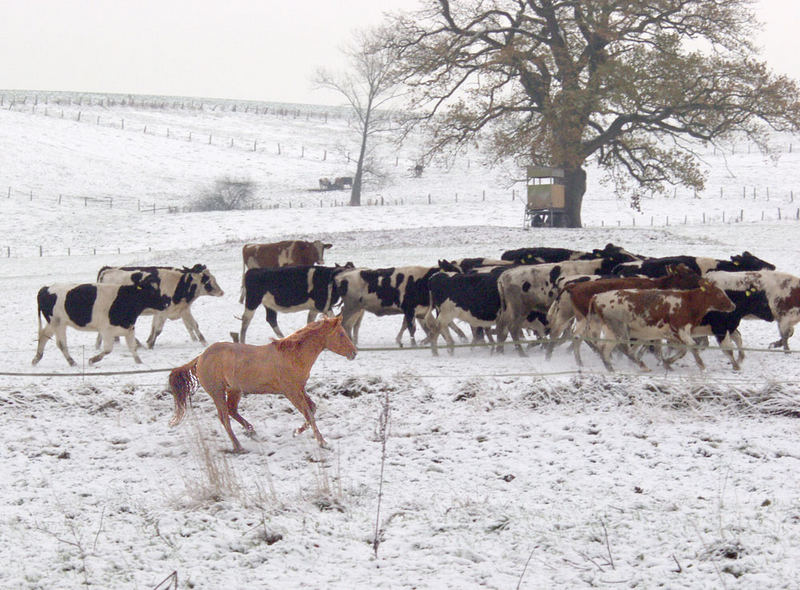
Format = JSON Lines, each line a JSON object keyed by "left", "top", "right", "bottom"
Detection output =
{"left": 168, "top": 356, "right": 200, "bottom": 427}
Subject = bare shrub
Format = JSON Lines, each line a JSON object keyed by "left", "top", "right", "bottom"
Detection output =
{"left": 191, "top": 177, "right": 257, "bottom": 211}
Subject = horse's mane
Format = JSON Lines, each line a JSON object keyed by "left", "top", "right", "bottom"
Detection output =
{"left": 272, "top": 318, "right": 335, "bottom": 353}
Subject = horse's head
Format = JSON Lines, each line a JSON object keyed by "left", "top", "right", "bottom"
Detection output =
{"left": 324, "top": 316, "right": 357, "bottom": 360}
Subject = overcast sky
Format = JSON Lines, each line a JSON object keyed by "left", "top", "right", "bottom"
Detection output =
{"left": 1, "top": 0, "right": 798, "bottom": 106}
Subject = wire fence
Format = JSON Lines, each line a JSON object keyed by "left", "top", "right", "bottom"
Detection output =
{"left": 3, "top": 336, "right": 799, "bottom": 386}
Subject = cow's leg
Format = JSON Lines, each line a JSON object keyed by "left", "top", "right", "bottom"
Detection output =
{"left": 32, "top": 323, "right": 55, "bottom": 366}
{"left": 682, "top": 327, "right": 706, "bottom": 370}
{"left": 423, "top": 309, "right": 441, "bottom": 356}
{"left": 51, "top": 325, "right": 78, "bottom": 367}
{"left": 715, "top": 331, "right": 740, "bottom": 370}
{"left": 731, "top": 329, "right": 745, "bottom": 363}
{"left": 147, "top": 314, "right": 167, "bottom": 349}
{"left": 181, "top": 310, "right": 206, "bottom": 344}
{"left": 770, "top": 319, "right": 795, "bottom": 351}
{"left": 264, "top": 307, "right": 284, "bottom": 338}
{"left": 446, "top": 321, "right": 468, "bottom": 343}
{"left": 340, "top": 304, "right": 363, "bottom": 345}
{"left": 89, "top": 330, "right": 116, "bottom": 364}
{"left": 306, "top": 309, "right": 320, "bottom": 325}
{"left": 588, "top": 315, "right": 616, "bottom": 372}
{"left": 239, "top": 306, "right": 257, "bottom": 344}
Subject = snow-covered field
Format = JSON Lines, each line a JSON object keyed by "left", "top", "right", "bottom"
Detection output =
{"left": 1, "top": 91, "right": 799, "bottom": 589}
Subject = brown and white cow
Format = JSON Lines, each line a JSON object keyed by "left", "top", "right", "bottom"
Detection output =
{"left": 546, "top": 264, "right": 702, "bottom": 364}
{"left": 585, "top": 279, "right": 735, "bottom": 371}
{"left": 240, "top": 239, "right": 332, "bottom": 302}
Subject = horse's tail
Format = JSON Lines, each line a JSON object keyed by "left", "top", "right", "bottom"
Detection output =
{"left": 167, "top": 356, "right": 200, "bottom": 427}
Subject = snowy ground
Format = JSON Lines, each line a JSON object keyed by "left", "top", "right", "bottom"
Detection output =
{"left": 1, "top": 91, "right": 799, "bottom": 589}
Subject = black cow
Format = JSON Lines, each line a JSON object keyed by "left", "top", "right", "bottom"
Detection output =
{"left": 239, "top": 264, "right": 352, "bottom": 343}
{"left": 32, "top": 275, "right": 171, "bottom": 366}
{"left": 613, "top": 251, "right": 775, "bottom": 277}
{"left": 501, "top": 243, "right": 641, "bottom": 265}
{"left": 424, "top": 267, "right": 518, "bottom": 356}
{"left": 97, "top": 264, "right": 224, "bottom": 348}
{"left": 437, "top": 258, "right": 513, "bottom": 273}
{"left": 694, "top": 284, "right": 774, "bottom": 370}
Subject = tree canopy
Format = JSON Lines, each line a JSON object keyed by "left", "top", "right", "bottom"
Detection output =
{"left": 387, "top": 0, "right": 800, "bottom": 226}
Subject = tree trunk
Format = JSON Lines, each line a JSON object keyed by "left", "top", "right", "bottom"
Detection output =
{"left": 350, "top": 100, "right": 372, "bottom": 207}
{"left": 559, "top": 166, "right": 586, "bottom": 228}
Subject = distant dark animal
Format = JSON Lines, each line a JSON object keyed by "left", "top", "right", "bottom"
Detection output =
{"left": 319, "top": 178, "right": 332, "bottom": 190}
{"left": 168, "top": 317, "right": 357, "bottom": 452}
{"left": 585, "top": 279, "right": 735, "bottom": 371}
{"left": 240, "top": 239, "right": 333, "bottom": 302}
{"left": 333, "top": 176, "right": 353, "bottom": 189}
{"left": 32, "top": 275, "right": 171, "bottom": 366}
{"left": 97, "top": 264, "right": 224, "bottom": 348}
{"left": 239, "top": 263, "right": 353, "bottom": 343}
{"left": 501, "top": 243, "right": 641, "bottom": 265}
{"left": 612, "top": 251, "right": 775, "bottom": 277}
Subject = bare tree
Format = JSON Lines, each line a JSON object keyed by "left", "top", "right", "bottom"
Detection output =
{"left": 316, "top": 28, "right": 404, "bottom": 206}
{"left": 387, "top": 0, "right": 800, "bottom": 227}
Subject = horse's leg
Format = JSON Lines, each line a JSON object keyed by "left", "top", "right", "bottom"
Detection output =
{"left": 265, "top": 307, "right": 285, "bottom": 338}
{"left": 209, "top": 386, "right": 244, "bottom": 453}
{"left": 226, "top": 389, "right": 255, "bottom": 434}
{"left": 284, "top": 389, "right": 326, "bottom": 447}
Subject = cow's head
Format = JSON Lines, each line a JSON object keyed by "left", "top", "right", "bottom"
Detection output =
{"left": 199, "top": 269, "right": 225, "bottom": 296}
{"left": 312, "top": 240, "right": 333, "bottom": 263}
{"left": 698, "top": 278, "right": 735, "bottom": 313}
{"left": 438, "top": 259, "right": 462, "bottom": 273}
{"left": 131, "top": 274, "right": 171, "bottom": 311}
{"left": 730, "top": 251, "right": 776, "bottom": 272}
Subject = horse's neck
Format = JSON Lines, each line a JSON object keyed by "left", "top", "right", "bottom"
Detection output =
{"left": 292, "top": 332, "right": 327, "bottom": 367}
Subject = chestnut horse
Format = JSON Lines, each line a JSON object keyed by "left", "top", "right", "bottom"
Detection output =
{"left": 168, "top": 316, "right": 356, "bottom": 452}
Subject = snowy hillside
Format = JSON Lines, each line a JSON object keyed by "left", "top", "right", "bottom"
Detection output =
{"left": 1, "top": 90, "right": 799, "bottom": 589}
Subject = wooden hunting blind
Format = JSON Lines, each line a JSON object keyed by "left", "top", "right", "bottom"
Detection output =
{"left": 524, "top": 166, "right": 566, "bottom": 227}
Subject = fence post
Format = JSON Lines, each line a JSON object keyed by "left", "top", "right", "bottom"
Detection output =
{"left": 39, "top": 245, "right": 43, "bottom": 257}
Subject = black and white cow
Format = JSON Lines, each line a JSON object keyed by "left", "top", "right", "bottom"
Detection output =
{"left": 424, "top": 267, "right": 519, "bottom": 355}
{"left": 613, "top": 251, "right": 775, "bottom": 277}
{"left": 239, "top": 264, "right": 352, "bottom": 343}
{"left": 334, "top": 266, "right": 445, "bottom": 347}
{"left": 692, "top": 282, "right": 774, "bottom": 370}
{"left": 706, "top": 270, "right": 800, "bottom": 351}
{"left": 97, "top": 264, "right": 224, "bottom": 348}
{"left": 501, "top": 243, "right": 641, "bottom": 265}
{"left": 32, "top": 274, "right": 171, "bottom": 366}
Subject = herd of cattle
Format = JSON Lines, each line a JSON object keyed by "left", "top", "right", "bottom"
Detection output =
{"left": 32, "top": 238, "right": 800, "bottom": 372}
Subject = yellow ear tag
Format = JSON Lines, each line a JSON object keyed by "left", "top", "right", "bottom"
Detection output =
{"left": 734, "top": 261, "right": 740, "bottom": 266}
{"left": 701, "top": 286, "right": 706, "bottom": 292}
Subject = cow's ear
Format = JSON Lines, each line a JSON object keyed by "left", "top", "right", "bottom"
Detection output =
{"left": 324, "top": 243, "right": 333, "bottom": 250}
